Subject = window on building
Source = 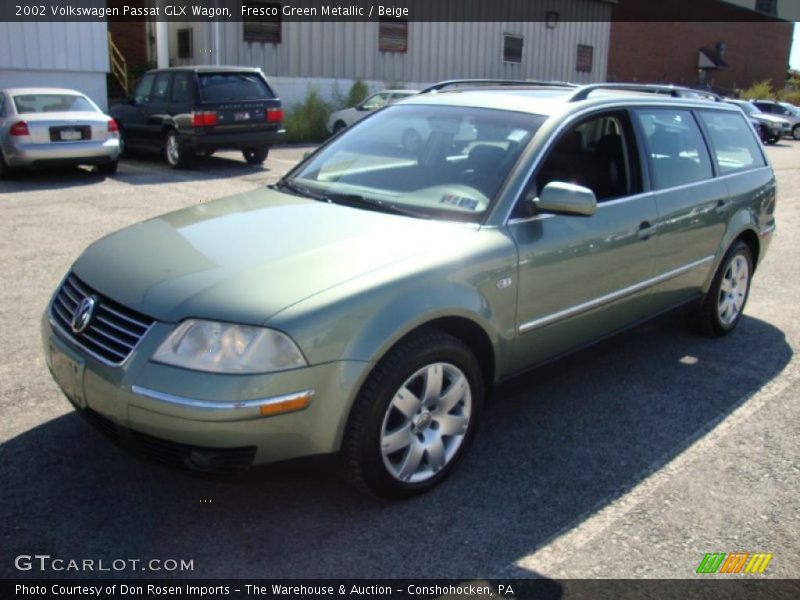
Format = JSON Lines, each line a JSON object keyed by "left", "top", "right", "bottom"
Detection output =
{"left": 379, "top": 18, "right": 408, "bottom": 53}
{"left": 503, "top": 34, "right": 523, "bottom": 63}
{"left": 576, "top": 44, "right": 594, "bottom": 73}
{"left": 755, "top": 0, "right": 777, "bottom": 16}
{"left": 177, "top": 28, "right": 193, "bottom": 59}
{"left": 243, "top": 1, "right": 282, "bottom": 44}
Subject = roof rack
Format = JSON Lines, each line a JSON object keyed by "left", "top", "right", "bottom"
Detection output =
{"left": 568, "top": 83, "right": 722, "bottom": 102}
{"left": 420, "top": 79, "right": 578, "bottom": 94}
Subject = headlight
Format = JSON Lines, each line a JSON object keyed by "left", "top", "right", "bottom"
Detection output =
{"left": 152, "top": 319, "right": 307, "bottom": 374}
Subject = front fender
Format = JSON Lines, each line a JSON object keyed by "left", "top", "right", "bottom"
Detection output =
{"left": 267, "top": 232, "right": 519, "bottom": 377}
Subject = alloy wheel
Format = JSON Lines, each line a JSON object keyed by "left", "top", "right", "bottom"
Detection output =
{"left": 380, "top": 362, "right": 472, "bottom": 483}
{"left": 717, "top": 254, "right": 749, "bottom": 326}
{"left": 166, "top": 133, "right": 180, "bottom": 166}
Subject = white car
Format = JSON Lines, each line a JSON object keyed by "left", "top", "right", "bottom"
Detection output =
{"left": 0, "top": 87, "right": 120, "bottom": 179}
{"left": 327, "top": 90, "right": 424, "bottom": 148}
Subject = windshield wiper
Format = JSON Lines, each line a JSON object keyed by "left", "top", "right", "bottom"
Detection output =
{"left": 323, "top": 192, "right": 431, "bottom": 219}
{"left": 271, "top": 179, "right": 326, "bottom": 200}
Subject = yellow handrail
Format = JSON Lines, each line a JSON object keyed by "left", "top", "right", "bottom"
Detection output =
{"left": 108, "top": 32, "right": 129, "bottom": 95}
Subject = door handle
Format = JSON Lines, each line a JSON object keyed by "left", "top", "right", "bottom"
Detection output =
{"left": 715, "top": 199, "right": 730, "bottom": 216}
{"left": 638, "top": 220, "right": 655, "bottom": 241}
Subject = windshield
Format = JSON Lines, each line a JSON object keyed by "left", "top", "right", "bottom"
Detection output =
{"left": 13, "top": 94, "right": 97, "bottom": 114}
{"left": 285, "top": 104, "right": 545, "bottom": 222}
{"left": 198, "top": 73, "right": 273, "bottom": 102}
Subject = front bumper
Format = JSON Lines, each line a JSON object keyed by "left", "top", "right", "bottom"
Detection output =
{"left": 42, "top": 312, "right": 370, "bottom": 472}
{"left": 5, "top": 138, "right": 119, "bottom": 168}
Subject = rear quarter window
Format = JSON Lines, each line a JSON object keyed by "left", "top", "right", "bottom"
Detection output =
{"left": 698, "top": 110, "right": 767, "bottom": 174}
{"left": 198, "top": 73, "right": 274, "bottom": 102}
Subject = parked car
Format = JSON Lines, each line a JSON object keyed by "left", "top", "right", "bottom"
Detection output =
{"left": 724, "top": 99, "right": 788, "bottom": 144}
{"left": 327, "top": 89, "right": 419, "bottom": 143}
{"left": 110, "top": 67, "right": 283, "bottom": 168}
{"left": 44, "top": 81, "right": 776, "bottom": 498}
{"left": 751, "top": 99, "right": 800, "bottom": 139}
{"left": 0, "top": 87, "right": 119, "bottom": 178}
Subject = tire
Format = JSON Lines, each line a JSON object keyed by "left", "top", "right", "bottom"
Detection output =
{"left": 243, "top": 147, "right": 269, "bottom": 164}
{"left": 164, "top": 130, "right": 194, "bottom": 169}
{"left": 401, "top": 128, "right": 423, "bottom": 154}
{"left": 692, "top": 240, "right": 753, "bottom": 337}
{"left": 97, "top": 160, "right": 118, "bottom": 175}
{"left": 767, "top": 137, "right": 779, "bottom": 145}
{"left": 333, "top": 121, "right": 347, "bottom": 134}
{"left": 342, "top": 329, "right": 483, "bottom": 499}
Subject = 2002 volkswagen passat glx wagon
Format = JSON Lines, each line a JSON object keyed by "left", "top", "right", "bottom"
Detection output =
{"left": 44, "top": 81, "right": 776, "bottom": 498}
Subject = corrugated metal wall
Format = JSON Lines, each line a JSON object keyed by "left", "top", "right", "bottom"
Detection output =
{"left": 0, "top": 22, "right": 108, "bottom": 73}
{"left": 171, "top": 0, "right": 611, "bottom": 84}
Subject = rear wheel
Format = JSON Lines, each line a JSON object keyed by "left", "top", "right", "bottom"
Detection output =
{"left": 767, "top": 136, "right": 779, "bottom": 145}
{"left": 333, "top": 121, "right": 347, "bottom": 134}
{"left": 692, "top": 241, "right": 753, "bottom": 336}
{"left": 164, "top": 130, "right": 194, "bottom": 169}
{"left": 243, "top": 147, "right": 269, "bottom": 164}
{"left": 342, "top": 329, "right": 483, "bottom": 499}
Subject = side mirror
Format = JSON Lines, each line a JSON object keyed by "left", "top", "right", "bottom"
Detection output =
{"left": 532, "top": 181, "right": 597, "bottom": 217}
{"left": 356, "top": 104, "right": 368, "bottom": 111}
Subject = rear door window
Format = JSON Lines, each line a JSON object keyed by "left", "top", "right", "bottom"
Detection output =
{"left": 697, "top": 110, "right": 766, "bottom": 174}
{"left": 198, "top": 73, "right": 273, "bottom": 102}
{"left": 634, "top": 109, "right": 713, "bottom": 190}
{"left": 171, "top": 72, "right": 193, "bottom": 104}
{"left": 152, "top": 73, "right": 172, "bottom": 102}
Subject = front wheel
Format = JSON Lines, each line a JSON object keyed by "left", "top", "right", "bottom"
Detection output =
{"left": 793, "top": 125, "right": 800, "bottom": 141}
{"left": 342, "top": 329, "right": 483, "bottom": 499}
{"left": 692, "top": 241, "right": 753, "bottom": 336}
{"left": 164, "top": 130, "right": 194, "bottom": 169}
{"left": 243, "top": 147, "right": 269, "bottom": 164}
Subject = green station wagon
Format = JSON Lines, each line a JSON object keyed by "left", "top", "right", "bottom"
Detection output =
{"left": 43, "top": 81, "right": 776, "bottom": 498}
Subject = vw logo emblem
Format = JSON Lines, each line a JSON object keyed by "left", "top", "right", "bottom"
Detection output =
{"left": 71, "top": 296, "right": 97, "bottom": 334}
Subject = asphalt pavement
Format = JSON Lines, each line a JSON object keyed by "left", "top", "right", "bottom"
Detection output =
{"left": 0, "top": 144, "right": 798, "bottom": 581}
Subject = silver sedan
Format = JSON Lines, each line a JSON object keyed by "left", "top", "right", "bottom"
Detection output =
{"left": 0, "top": 87, "right": 120, "bottom": 179}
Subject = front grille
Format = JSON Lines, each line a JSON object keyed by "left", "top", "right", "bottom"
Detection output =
{"left": 80, "top": 407, "right": 257, "bottom": 476}
{"left": 50, "top": 273, "right": 155, "bottom": 365}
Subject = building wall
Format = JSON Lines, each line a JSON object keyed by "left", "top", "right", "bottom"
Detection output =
{"left": 721, "top": 0, "right": 800, "bottom": 20}
{"left": 0, "top": 22, "right": 110, "bottom": 109}
{"left": 168, "top": 1, "right": 612, "bottom": 105}
{"left": 608, "top": 21, "right": 793, "bottom": 94}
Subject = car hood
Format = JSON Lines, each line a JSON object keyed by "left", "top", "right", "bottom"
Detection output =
{"left": 73, "top": 188, "right": 477, "bottom": 324}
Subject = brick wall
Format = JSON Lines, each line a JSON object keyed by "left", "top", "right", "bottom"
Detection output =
{"left": 608, "top": 21, "right": 792, "bottom": 93}
{"left": 108, "top": 21, "right": 149, "bottom": 69}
